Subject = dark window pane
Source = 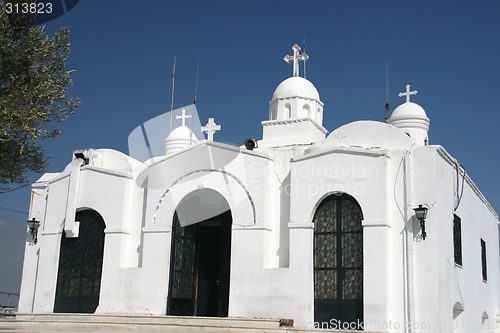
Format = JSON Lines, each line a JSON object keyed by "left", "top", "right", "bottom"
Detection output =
{"left": 314, "top": 269, "right": 336, "bottom": 299}
{"left": 481, "top": 239, "right": 487, "bottom": 281}
{"left": 341, "top": 200, "right": 363, "bottom": 232}
{"left": 453, "top": 215, "right": 462, "bottom": 266}
{"left": 342, "top": 233, "right": 363, "bottom": 269}
{"left": 315, "top": 200, "right": 336, "bottom": 233}
{"left": 314, "top": 233, "right": 337, "bottom": 269}
{"left": 342, "top": 269, "right": 363, "bottom": 300}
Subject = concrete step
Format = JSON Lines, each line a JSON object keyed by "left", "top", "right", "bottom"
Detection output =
{"left": 0, "top": 313, "right": 378, "bottom": 332}
{"left": 15, "top": 313, "right": 283, "bottom": 330}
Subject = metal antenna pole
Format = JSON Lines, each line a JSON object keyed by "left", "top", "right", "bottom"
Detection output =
{"left": 194, "top": 60, "right": 200, "bottom": 106}
{"left": 385, "top": 61, "right": 389, "bottom": 123}
{"left": 169, "top": 55, "right": 176, "bottom": 133}
{"left": 303, "top": 37, "right": 307, "bottom": 79}
{"left": 190, "top": 60, "right": 200, "bottom": 145}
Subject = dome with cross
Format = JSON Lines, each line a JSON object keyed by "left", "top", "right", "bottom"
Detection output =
{"left": 164, "top": 125, "right": 198, "bottom": 155}
{"left": 261, "top": 43, "right": 327, "bottom": 149}
{"left": 272, "top": 76, "right": 320, "bottom": 101}
{"left": 388, "top": 84, "right": 430, "bottom": 146}
{"left": 272, "top": 43, "right": 320, "bottom": 102}
{"left": 164, "top": 109, "right": 199, "bottom": 155}
{"left": 391, "top": 102, "right": 428, "bottom": 119}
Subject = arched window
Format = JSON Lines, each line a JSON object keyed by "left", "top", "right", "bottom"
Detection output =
{"left": 284, "top": 103, "right": 291, "bottom": 119}
{"left": 270, "top": 107, "right": 277, "bottom": 120}
{"left": 313, "top": 193, "right": 363, "bottom": 326}
{"left": 303, "top": 104, "right": 310, "bottom": 118}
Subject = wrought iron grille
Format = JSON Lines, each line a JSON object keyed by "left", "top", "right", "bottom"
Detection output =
{"left": 169, "top": 216, "right": 197, "bottom": 300}
{"left": 54, "top": 210, "right": 105, "bottom": 313}
{"left": 314, "top": 195, "right": 363, "bottom": 300}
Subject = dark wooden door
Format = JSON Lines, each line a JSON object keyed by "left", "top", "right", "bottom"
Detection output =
{"left": 313, "top": 194, "right": 363, "bottom": 327}
{"left": 167, "top": 211, "right": 232, "bottom": 317}
{"left": 54, "top": 210, "right": 106, "bottom": 313}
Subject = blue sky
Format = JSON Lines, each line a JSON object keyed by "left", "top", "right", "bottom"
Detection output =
{"left": 1, "top": 0, "right": 499, "bottom": 296}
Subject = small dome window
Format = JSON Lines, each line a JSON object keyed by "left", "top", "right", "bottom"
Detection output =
{"left": 284, "top": 103, "right": 291, "bottom": 119}
{"left": 303, "top": 104, "right": 310, "bottom": 117}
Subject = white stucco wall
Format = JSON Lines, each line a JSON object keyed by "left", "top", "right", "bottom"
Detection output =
{"left": 17, "top": 129, "right": 499, "bottom": 333}
{"left": 410, "top": 146, "right": 500, "bottom": 333}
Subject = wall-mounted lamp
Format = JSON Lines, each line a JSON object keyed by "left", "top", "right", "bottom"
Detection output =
{"left": 27, "top": 218, "right": 40, "bottom": 245}
{"left": 413, "top": 205, "right": 429, "bottom": 240}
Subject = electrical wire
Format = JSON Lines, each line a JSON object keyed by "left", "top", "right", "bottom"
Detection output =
{"left": 0, "top": 183, "right": 31, "bottom": 195}
{"left": 0, "top": 206, "right": 28, "bottom": 214}
{"left": 454, "top": 162, "right": 466, "bottom": 212}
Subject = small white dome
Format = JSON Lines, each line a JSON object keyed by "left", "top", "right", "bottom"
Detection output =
{"left": 272, "top": 76, "right": 320, "bottom": 101}
{"left": 166, "top": 125, "right": 194, "bottom": 141}
{"left": 388, "top": 101, "right": 430, "bottom": 146}
{"left": 164, "top": 125, "right": 198, "bottom": 155}
{"left": 390, "top": 102, "right": 428, "bottom": 119}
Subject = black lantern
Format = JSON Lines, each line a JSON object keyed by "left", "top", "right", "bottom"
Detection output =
{"left": 27, "top": 218, "right": 40, "bottom": 245}
{"left": 413, "top": 205, "right": 429, "bottom": 240}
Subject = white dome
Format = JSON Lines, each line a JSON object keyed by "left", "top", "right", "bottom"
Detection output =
{"left": 390, "top": 102, "right": 428, "bottom": 119}
{"left": 388, "top": 101, "right": 430, "bottom": 146}
{"left": 164, "top": 125, "right": 198, "bottom": 155}
{"left": 166, "top": 125, "right": 195, "bottom": 141}
{"left": 272, "top": 76, "right": 320, "bottom": 101}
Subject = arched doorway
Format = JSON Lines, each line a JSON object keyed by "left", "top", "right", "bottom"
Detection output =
{"left": 313, "top": 193, "right": 363, "bottom": 327}
{"left": 167, "top": 190, "right": 232, "bottom": 317}
{"left": 54, "top": 210, "right": 106, "bottom": 313}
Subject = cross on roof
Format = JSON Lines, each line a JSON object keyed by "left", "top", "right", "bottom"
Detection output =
{"left": 284, "top": 44, "right": 309, "bottom": 77}
{"left": 176, "top": 109, "right": 192, "bottom": 126}
{"left": 398, "top": 84, "right": 418, "bottom": 103}
{"left": 201, "top": 117, "right": 221, "bottom": 141}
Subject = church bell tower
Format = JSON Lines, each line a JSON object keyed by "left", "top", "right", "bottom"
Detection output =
{"left": 260, "top": 44, "right": 327, "bottom": 148}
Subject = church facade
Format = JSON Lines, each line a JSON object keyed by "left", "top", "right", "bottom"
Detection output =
{"left": 18, "top": 45, "right": 499, "bottom": 332}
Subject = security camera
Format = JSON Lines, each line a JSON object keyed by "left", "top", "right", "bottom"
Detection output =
{"left": 244, "top": 138, "right": 258, "bottom": 150}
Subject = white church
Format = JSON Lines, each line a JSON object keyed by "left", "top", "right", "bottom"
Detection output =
{"left": 18, "top": 44, "right": 499, "bottom": 332}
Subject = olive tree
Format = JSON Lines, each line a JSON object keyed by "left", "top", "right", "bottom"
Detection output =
{"left": 0, "top": 1, "right": 79, "bottom": 187}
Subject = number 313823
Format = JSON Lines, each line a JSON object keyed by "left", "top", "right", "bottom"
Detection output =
{"left": 5, "top": 2, "right": 53, "bottom": 14}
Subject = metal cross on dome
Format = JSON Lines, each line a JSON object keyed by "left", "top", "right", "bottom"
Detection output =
{"left": 284, "top": 44, "right": 309, "bottom": 77}
{"left": 176, "top": 108, "right": 192, "bottom": 126}
{"left": 398, "top": 84, "right": 418, "bottom": 103}
{"left": 201, "top": 117, "right": 221, "bottom": 141}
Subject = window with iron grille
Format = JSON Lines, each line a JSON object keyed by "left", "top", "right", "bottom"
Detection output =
{"left": 314, "top": 196, "right": 363, "bottom": 301}
{"left": 453, "top": 215, "right": 462, "bottom": 266}
{"left": 481, "top": 239, "right": 487, "bottom": 281}
{"left": 313, "top": 193, "right": 364, "bottom": 325}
